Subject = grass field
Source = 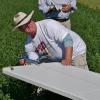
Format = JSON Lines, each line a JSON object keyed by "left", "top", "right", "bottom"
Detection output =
{"left": 0, "top": 0, "right": 100, "bottom": 100}
{"left": 78, "top": 0, "right": 100, "bottom": 9}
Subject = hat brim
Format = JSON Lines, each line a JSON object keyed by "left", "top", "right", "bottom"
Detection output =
{"left": 12, "top": 10, "right": 34, "bottom": 32}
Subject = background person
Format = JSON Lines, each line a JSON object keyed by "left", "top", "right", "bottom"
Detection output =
{"left": 38, "top": 0, "right": 77, "bottom": 29}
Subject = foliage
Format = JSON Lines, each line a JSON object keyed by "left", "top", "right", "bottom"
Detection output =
{"left": 0, "top": 73, "right": 37, "bottom": 100}
{"left": 0, "top": 72, "right": 13, "bottom": 100}
{"left": 71, "top": 4, "right": 100, "bottom": 72}
{"left": 0, "top": 90, "right": 13, "bottom": 100}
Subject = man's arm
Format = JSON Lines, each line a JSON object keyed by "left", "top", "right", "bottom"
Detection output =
{"left": 61, "top": 0, "right": 77, "bottom": 13}
{"left": 61, "top": 34, "right": 73, "bottom": 66}
{"left": 19, "top": 36, "right": 39, "bottom": 65}
{"left": 61, "top": 4, "right": 71, "bottom": 12}
{"left": 61, "top": 47, "right": 73, "bottom": 65}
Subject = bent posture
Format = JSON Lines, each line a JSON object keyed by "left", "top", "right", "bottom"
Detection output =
{"left": 12, "top": 10, "right": 88, "bottom": 70}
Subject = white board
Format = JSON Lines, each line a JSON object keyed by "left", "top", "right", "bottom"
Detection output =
{"left": 3, "top": 62, "right": 100, "bottom": 100}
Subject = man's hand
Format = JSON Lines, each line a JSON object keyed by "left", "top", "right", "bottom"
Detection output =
{"left": 19, "top": 59, "right": 28, "bottom": 65}
{"left": 61, "top": 58, "right": 72, "bottom": 66}
{"left": 61, "top": 4, "right": 71, "bottom": 12}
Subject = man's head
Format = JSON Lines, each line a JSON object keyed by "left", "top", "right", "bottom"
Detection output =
{"left": 12, "top": 10, "right": 37, "bottom": 36}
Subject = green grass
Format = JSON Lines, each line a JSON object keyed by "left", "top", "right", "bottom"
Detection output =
{"left": 71, "top": 4, "right": 100, "bottom": 72}
{"left": 0, "top": 0, "right": 43, "bottom": 67}
{"left": 78, "top": 0, "right": 100, "bottom": 9}
{"left": 0, "top": 0, "right": 100, "bottom": 100}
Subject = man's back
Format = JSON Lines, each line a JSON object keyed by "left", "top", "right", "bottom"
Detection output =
{"left": 25, "top": 19, "right": 86, "bottom": 59}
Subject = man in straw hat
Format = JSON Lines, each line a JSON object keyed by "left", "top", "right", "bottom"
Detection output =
{"left": 12, "top": 10, "right": 88, "bottom": 70}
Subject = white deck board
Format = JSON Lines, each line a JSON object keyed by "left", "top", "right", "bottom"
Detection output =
{"left": 3, "top": 62, "right": 100, "bottom": 100}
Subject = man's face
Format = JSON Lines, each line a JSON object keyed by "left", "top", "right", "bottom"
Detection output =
{"left": 19, "top": 20, "right": 36, "bottom": 35}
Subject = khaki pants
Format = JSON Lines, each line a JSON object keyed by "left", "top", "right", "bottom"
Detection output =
{"left": 72, "top": 53, "right": 89, "bottom": 70}
{"left": 61, "top": 19, "right": 71, "bottom": 29}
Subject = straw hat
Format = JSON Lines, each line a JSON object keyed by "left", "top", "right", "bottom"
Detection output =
{"left": 12, "top": 10, "right": 34, "bottom": 31}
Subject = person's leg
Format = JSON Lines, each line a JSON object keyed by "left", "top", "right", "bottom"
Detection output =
{"left": 61, "top": 19, "right": 71, "bottom": 29}
{"left": 72, "top": 53, "right": 89, "bottom": 70}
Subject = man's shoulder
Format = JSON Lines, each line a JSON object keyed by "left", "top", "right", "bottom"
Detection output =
{"left": 37, "top": 19, "right": 57, "bottom": 29}
{"left": 40, "top": 19, "right": 58, "bottom": 24}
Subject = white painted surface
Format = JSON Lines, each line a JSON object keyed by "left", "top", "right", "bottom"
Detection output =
{"left": 3, "top": 62, "right": 100, "bottom": 100}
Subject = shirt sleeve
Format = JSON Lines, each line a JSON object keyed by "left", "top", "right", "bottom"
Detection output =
{"left": 38, "top": 0, "right": 50, "bottom": 13}
{"left": 25, "top": 36, "right": 39, "bottom": 61}
{"left": 63, "top": 34, "right": 73, "bottom": 47}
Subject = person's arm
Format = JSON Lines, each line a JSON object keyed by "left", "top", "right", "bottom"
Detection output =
{"left": 46, "top": 20, "right": 73, "bottom": 64}
{"left": 61, "top": 34, "right": 73, "bottom": 66}
{"left": 19, "top": 35, "right": 39, "bottom": 65}
{"left": 61, "top": 47, "right": 73, "bottom": 65}
{"left": 25, "top": 41, "right": 39, "bottom": 60}
{"left": 61, "top": 4, "right": 71, "bottom": 12}
{"left": 38, "top": 0, "right": 51, "bottom": 13}
{"left": 19, "top": 45, "right": 39, "bottom": 65}
{"left": 19, "top": 59, "right": 27, "bottom": 65}
{"left": 61, "top": 0, "right": 77, "bottom": 13}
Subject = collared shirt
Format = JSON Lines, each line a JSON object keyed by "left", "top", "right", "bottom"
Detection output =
{"left": 39, "top": 0, "right": 77, "bottom": 19}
